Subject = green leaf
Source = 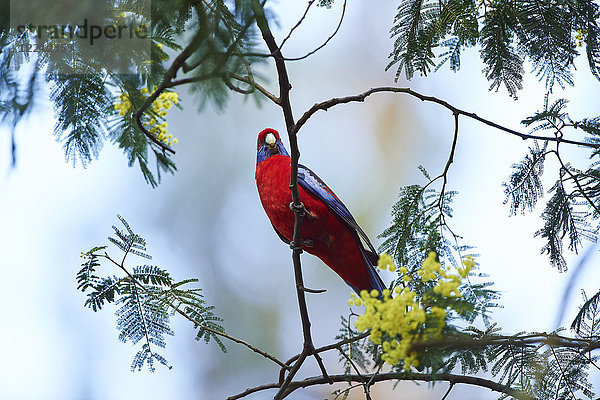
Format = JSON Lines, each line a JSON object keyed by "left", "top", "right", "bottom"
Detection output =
{"left": 503, "top": 141, "right": 547, "bottom": 215}
{"left": 76, "top": 245, "right": 108, "bottom": 291}
{"left": 479, "top": 1, "right": 524, "bottom": 99}
{"left": 515, "top": 1, "right": 576, "bottom": 90}
{"left": 571, "top": 289, "right": 600, "bottom": 336}
{"left": 535, "top": 180, "right": 595, "bottom": 271}
{"left": 84, "top": 276, "right": 123, "bottom": 312}
{"left": 521, "top": 97, "right": 569, "bottom": 133}
{"left": 108, "top": 214, "right": 152, "bottom": 260}
{"left": 572, "top": 0, "right": 600, "bottom": 81}
{"left": 48, "top": 73, "right": 112, "bottom": 166}
{"left": 387, "top": 0, "right": 436, "bottom": 80}
{"left": 133, "top": 265, "right": 172, "bottom": 287}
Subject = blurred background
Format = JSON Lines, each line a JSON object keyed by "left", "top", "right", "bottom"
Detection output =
{"left": 1, "top": 1, "right": 599, "bottom": 399}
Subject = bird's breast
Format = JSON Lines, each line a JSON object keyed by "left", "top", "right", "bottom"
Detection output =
{"left": 255, "top": 156, "right": 327, "bottom": 243}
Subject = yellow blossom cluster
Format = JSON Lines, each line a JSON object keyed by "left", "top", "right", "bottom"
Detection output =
{"left": 575, "top": 29, "right": 587, "bottom": 47}
{"left": 114, "top": 92, "right": 132, "bottom": 117}
{"left": 349, "top": 252, "right": 477, "bottom": 370}
{"left": 113, "top": 87, "right": 180, "bottom": 146}
{"left": 377, "top": 253, "right": 396, "bottom": 272}
{"left": 417, "top": 252, "right": 475, "bottom": 297}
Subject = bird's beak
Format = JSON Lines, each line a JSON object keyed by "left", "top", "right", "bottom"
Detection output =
{"left": 265, "top": 133, "right": 278, "bottom": 154}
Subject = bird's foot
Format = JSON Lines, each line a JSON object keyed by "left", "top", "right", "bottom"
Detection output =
{"left": 289, "top": 241, "right": 303, "bottom": 253}
{"left": 289, "top": 239, "right": 313, "bottom": 252}
{"left": 289, "top": 201, "right": 306, "bottom": 217}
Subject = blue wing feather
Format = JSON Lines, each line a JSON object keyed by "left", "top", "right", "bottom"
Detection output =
{"left": 297, "top": 165, "right": 386, "bottom": 296}
{"left": 297, "top": 164, "right": 378, "bottom": 256}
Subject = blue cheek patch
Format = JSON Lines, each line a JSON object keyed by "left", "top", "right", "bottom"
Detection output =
{"left": 257, "top": 140, "right": 290, "bottom": 163}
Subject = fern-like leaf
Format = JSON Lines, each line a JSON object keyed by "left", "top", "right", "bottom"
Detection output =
{"left": 521, "top": 97, "right": 569, "bottom": 133}
{"left": 48, "top": 73, "right": 111, "bottom": 166}
{"left": 116, "top": 280, "right": 175, "bottom": 368}
{"left": 503, "top": 141, "right": 547, "bottom": 215}
{"left": 108, "top": 215, "right": 152, "bottom": 260}
{"left": 76, "top": 246, "right": 108, "bottom": 292}
{"left": 535, "top": 345, "right": 593, "bottom": 400}
{"left": 571, "top": 289, "right": 600, "bottom": 336}
{"left": 131, "top": 343, "right": 172, "bottom": 372}
{"left": 387, "top": 0, "right": 436, "bottom": 80}
{"left": 535, "top": 180, "right": 593, "bottom": 271}
{"left": 515, "top": 1, "right": 576, "bottom": 91}
{"left": 154, "top": 279, "right": 227, "bottom": 353}
{"left": 479, "top": 1, "right": 524, "bottom": 99}
{"left": 573, "top": 0, "right": 600, "bottom": 81}
{"left": 84, "top": 276, "right": 123, "bottom": 312}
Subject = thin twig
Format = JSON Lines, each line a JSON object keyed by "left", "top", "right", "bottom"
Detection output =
{"left": 230, "top": 74, "right": 281, "bottom": 105}
{"left": 292, "top": 86, "right": 600, "bottom": 149}
{"left": 441, "top": 383, "right": 455, "bottom": 400}
{"left": 233, "top": 0, "right": 347, "bottom": 62}
{"left": 278, "top": 0, "right": 316, "bottom": 51}
{"left": 338, "top": 347, "right": 372, "bottom": 400}
{"left": 284, "top": 0, "right": 348, "bottom": 62}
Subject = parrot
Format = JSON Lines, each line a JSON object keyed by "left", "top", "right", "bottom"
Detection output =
{"left": 255, "top": 127, "right": 386, "bottom": 296}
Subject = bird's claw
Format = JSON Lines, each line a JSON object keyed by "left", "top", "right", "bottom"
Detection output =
{"left": 289, "top": 239, "right": 313, "bottom": 252}
{"left": 289, "top": 241, "right": 303, "bottom": 253}
{"left": 302, "top": 239, "right": 313, "bottom": 247}
{"left": 289, "top": 201, "right": 306, "bottom": 217}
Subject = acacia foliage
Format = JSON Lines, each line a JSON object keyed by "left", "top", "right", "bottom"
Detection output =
{"left": 336, "top": 173, "right": 599, "bottom": 400}
{"left": 1, "top": 0, "right": 264, "bottom": 185}
{"left": 77, "top": 215, "right": 225, "bottom": 372}
{"left": 386, "top": 0, "right": 600, "bottom": 99}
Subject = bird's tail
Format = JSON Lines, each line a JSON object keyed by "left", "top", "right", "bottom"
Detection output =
{"left": 358, "top": 249, "right": 387, "bottom": 299}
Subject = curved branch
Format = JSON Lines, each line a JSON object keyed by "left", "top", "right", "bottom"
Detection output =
{"left": 278, "top": 0, "right": 316, "bottom": 51}
{"left": 228, "top": 372, "right": 531, "bottom": 400}
{"left": 292, "top": 87, "right": 600, "bottom": 149}
{"left": 230, "top": 74, "right": 281, "bottom": 105}
{"left": 237, "top": 0, "right": 347, "bottom": 62}
{"left": 283, "top": 0, "right": 347, "bottom": 62}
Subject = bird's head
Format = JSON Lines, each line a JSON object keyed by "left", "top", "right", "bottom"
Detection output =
{"left": 257, "top": 128, "right": 289, "bottom": 163}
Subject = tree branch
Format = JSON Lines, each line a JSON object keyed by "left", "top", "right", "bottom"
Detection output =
{"left": 277, "top": 0, "right": 316, "bottom": 52}
{"left": 228, "top": 372, "right": 531, "bottom": 400}
{"left": 292, "top": 86, "right": 600, "bottom": 149}
{"left": 409, "top": 332, "right": 600, "bottom": 353}
{"left": 251, "top": 1, "right": 331, "bottom": 397}
{"left": 283, "top": 0, "right": 348, "bottom": 62}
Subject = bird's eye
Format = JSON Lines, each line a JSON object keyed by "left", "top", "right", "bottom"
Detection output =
{"left": 265, "top": 132, "right": 276, "bottom": 145}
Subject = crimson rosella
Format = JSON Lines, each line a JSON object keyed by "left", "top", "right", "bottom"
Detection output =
{"left": 255, "top": 128, "right": 386, "bottom": 296}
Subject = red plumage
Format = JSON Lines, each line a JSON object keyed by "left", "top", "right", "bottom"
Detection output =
{"left": 255, "top": 128, "right": 385, "bottom": 295}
